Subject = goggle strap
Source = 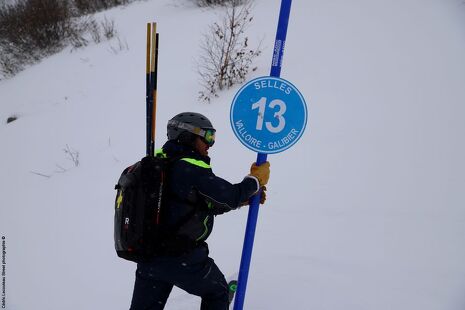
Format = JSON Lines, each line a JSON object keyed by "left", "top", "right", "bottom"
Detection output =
{"left": 168, "top": 120, "right": 211, "bottom": 139}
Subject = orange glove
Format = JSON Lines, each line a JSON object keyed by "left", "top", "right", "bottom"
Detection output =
{"left": 249, "top": 161, "right": 270, "bottom": 186}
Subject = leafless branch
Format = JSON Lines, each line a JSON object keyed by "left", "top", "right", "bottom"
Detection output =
{"left": 30, "top": 171, "right": 52, "bottom": 178}
{"left": 63, "top": 144, "right": 80, "bottom": 167}
{"left": 197, "top": 0, "right": 261, "bottom": 102}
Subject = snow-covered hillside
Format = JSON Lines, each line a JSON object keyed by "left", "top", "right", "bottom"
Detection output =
{"left": 1, "top": 0, "right": 465, "bottom": 309}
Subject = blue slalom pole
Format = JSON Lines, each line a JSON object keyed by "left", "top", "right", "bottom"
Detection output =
{"left": 233, "top": 1, "right": 293, "bottom": 309}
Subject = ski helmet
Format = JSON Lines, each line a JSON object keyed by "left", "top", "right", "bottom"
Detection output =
{"left": 167, "top": 112, "right": 216, "bottom": 146}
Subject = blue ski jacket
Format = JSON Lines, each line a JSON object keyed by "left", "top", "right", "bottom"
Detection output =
{"left": 159, "top": 140, "right": 258, "bottom": 254}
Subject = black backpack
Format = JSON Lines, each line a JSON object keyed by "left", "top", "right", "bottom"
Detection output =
{"left": 114, "top": 155, "right": 171, "bottom": 262}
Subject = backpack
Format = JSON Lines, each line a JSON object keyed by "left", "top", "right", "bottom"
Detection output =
{"left": 114, "top": 155, "right": 171, "bottom": 263}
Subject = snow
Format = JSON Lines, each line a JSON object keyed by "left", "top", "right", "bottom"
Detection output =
{"left": 1, "top": 0, "right": 465, "bottom": 309}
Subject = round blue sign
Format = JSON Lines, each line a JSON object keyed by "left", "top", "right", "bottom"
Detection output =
{"left": 230, "top": 76, "right": 308, "bottom": 154}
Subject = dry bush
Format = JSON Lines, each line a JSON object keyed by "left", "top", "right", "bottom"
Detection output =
{"left": 73, "top": 0, "right": 132, "bottom": 15}
{"left": 101, "top": 16, "right": 117, "bottom": 39}
{"left": 198, "top": 0, "right": 261, "bottom": 102}
{"left": 0, "top": 0, "right": 121, "bottom": 78}
{"left": 196, "top": 0, "right": 248, "bottom": 7}
{"left": 0, "top": 0, "right": 73, "bottom": 76}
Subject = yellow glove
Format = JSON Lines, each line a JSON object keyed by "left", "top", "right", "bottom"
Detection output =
{"left": 250, "top": 161, "right": 270, "bottom": 186}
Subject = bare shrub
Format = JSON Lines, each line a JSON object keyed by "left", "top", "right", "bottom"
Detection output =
{"left": 88, "top": 18, "right": 102, "bottom": 43}
{"left": 101, "top": 16, "right": 117, "bottom": 39}
{"left": 196, "top": 0, "right": 248, "bottom": 7}
{"left": 0, "top": 0, "right": 72, "bottom": 51}
{"left": 108, "top": 36, "right": 129, "bottom": 54}
{"left": 0, "top": 0, "right": 79, "bottom": 77}
{"left": 0, "top": 0, "right": 121, "bottom": 78}
{"left": 68, "top": 18, "right": 91, "bottom": 49}
{"left": 0, "top": 41, "right": 25, "bottom": 77}
{"left": 63, "top": 144, "right": 80, "bottom": 167}
{"left": 73, "top": 0, "right": 133, "bottom": 15}
{"left": 198, "top": 0, "right": 261, "bottom": 102}
{"left": 0, "top": 0, "right": 73, "bottom": 76}
{"left": 68, "top": 15, "right": 118, "bottom": 49}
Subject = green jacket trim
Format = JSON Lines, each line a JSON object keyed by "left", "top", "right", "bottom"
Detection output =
{"left": 154, "top": 149, "right": 210, "bottom": 169}
{"left": 181, "top": 158, "right": 211, "bottom": 169}
{"left": 155, "top": 149, "right": 167, "bottom": 158}
{"left": 196, "top": 215, "right": 210, "bottom": 241}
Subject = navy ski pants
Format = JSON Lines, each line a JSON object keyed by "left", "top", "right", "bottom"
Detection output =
{"left": 129, "top": 245, "right": 229, "bottom": 310}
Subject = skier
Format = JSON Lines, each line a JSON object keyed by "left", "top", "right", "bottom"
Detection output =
{"left": 130, "top": 112, "right": 270, "bottom": 310}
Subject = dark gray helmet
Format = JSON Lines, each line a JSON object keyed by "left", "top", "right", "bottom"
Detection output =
{"left": 167, "top": 112, "right": 216, "bottom": 146}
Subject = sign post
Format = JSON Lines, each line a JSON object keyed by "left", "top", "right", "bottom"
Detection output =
{"left": 230, "top": 0, "right": 307, "bottom": 309}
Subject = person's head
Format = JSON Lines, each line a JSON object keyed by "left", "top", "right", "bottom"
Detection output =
{"left": 167, "top": 112, "right": 216, "bottom": 156}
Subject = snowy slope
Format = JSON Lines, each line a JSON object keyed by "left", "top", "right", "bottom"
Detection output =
{"left": 1, "top": 0, "right": 465, "bottom": 309}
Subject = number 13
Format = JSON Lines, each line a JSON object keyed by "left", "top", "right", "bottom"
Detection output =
{"left": 251, "top": 97, "right": 287, "bottom": 133}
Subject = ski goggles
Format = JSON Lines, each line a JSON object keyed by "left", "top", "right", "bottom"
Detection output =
{"left": 168, "top": 120, "right": 216, "bottom": 147}
{"left": 202, "top": 129, "right": 216, "bottom": 146}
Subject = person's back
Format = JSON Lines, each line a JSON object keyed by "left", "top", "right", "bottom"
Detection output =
{"left": 130, "top": 112, "right": 270, "bottom": 310}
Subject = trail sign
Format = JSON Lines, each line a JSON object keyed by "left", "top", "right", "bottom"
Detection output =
{"left": 230, "top": 76, "right": 307, "bottom": 154}
{"left": 232, "top": 1, "right": 305, "bottom": 309}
